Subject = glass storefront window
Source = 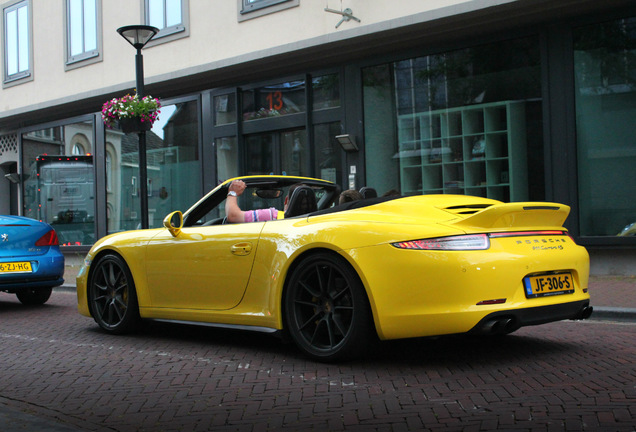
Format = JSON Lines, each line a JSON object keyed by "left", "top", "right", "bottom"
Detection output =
{"left": 574, "top": 17, "right": 636, "bottom": 237}
{"left": 244, "top": 133, "right": 274, "bottom": 175}
{"left": 22, "top": 121, "right": 95, "bottom": 246}
{"left": 280, "top": 129, "right": 307, "bottom": 176}
{"left": 242, "top": 80, "right": 306, "bottom": 121}
{"left": 105, "top": 99, "right": 201, "bottom": 233}
{"left": 313, "top": 122, "right": 342, "bottom": 185}
{"left": 363, "top": 65, "right": 401, "bottom": 197}
{"left": 216, "top": 136, "right": 238, "bottom": 184}
{"left": 364, "top": 37, "right": 542, "bottom": 202}
{"left": 214, "top": 93, "right": 236, "bottom": 126}
{"left": 312, "top": 74, "right": 340, "bottom": 110}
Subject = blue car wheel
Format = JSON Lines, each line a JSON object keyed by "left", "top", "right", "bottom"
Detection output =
{"left": 16, "top": 287, "right": 52, "bottom": 305}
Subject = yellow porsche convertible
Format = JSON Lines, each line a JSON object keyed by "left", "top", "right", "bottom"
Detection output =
{"left": 77, "top": 176, "right": 592, "bottom": 361}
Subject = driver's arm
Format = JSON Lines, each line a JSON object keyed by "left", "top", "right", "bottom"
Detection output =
{"left": 225, "top": 180, "right": 247, "bottom": 223}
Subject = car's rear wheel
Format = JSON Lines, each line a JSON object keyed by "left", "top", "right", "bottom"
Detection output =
{"left": 16, "top": 287, "right": 52, "bottom": 305}
{"left": 88, "top": 254, "right": 140, "bottom": 334}
{"left": 284, "top": 252, "right": 374, "bottom": 361}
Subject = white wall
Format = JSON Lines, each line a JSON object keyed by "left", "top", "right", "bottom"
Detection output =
{"left": 0, "top": 0, "right": 499, "bottom": 119}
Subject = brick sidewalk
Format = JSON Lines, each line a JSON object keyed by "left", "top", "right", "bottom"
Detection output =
{"left": 588, "top": 275, "right": 636, "bottom": 308}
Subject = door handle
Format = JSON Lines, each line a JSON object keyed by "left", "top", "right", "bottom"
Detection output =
{"left": 230, "top": 242, "right": 252, "bottom": 256}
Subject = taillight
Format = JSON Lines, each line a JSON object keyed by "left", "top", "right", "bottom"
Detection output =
{"left": 392, "top": 234, "right": 490, "bottom": 251}
{"left": 35, "top": 230, "right": 59, "bottom": 246}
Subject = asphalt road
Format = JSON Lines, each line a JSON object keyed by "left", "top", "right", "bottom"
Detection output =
{"left": 1, "top": 290, "right": 635, "bottom": 432}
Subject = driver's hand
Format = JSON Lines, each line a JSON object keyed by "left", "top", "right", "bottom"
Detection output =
{"left": 229, "top": 180, "right": 246, "bottom": 196}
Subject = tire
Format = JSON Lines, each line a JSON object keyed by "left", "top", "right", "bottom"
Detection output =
{"left": 284, "top": 252, "right": 374, "bottom": 361}
{"left": 16, "top": 287, "right": 52, "bottom": 305}
{"left": 88, "top": 254, "right": 140, "bottom": 334}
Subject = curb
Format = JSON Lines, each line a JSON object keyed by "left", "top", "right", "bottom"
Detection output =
{"left": 588, "top": 306, "right": 636, "bottom": 323}
{"left": 55, "top": 285, "right": 77, "bottom": 293}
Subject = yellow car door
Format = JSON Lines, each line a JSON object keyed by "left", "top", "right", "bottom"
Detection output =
{"left": 144, "top": 222, "right": 264, "bottom": 310}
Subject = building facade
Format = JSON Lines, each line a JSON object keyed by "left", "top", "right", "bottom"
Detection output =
{"left": 1, "top": 0, "right": 635, "bottom": 274}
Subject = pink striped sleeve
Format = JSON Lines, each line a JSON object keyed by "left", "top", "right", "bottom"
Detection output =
{"left": 244, "top": 207, "right": 278, "bottom": 222}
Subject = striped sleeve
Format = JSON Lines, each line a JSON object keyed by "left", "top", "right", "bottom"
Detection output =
{"left": 244, "top": 207, "right": 278, "bottom": 222}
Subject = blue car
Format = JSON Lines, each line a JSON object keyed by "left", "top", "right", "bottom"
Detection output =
{"left": 0, "top": 215, "right": 65, "bottom": 305}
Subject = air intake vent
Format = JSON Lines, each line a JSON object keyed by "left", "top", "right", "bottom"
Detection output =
{"left": 443, "top": 204, "right": 493, "bottom": 215}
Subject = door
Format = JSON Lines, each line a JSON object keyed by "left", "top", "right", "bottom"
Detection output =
{"left": 144, "top": 222, "right": 264, "bottom": 311}
{"left": 244, "top": 129, "right": 309, "bottom": 176}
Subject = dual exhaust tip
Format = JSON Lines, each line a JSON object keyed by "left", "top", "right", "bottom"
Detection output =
{"left": 476, "top": 305, "right": 594, "bottom": 336}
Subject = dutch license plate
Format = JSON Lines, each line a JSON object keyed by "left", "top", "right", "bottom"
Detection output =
{"left": 0, "top": 262, "right": 33, "bottom": 273}
{"left": 524, "top": 272, "right": 574, "bottom": 298}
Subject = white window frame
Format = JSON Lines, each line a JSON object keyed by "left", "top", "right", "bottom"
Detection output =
{"left": 2, "top": 0, "right": 32, "bottom": 87}
{"left": 65, "top": 0, "right": 102, "bottom": 69}
{"left": 143, "top": 0, "right": 189, "bottom": 45}
{"left": 238, "top": 0, "right": 298, "bottom": 22}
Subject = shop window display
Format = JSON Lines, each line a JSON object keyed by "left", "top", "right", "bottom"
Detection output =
{"left": 364, "top": 37, "right": 543, "bottom": 202}
{"left": 574, "top": 16, "right": 636, "bottom": 237}
{"left": 22, "top": 122, "right": 95, "bottom": 246}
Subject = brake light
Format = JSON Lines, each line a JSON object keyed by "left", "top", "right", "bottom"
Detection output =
{"left": 392, "top": 234, "right": 490, "bottom": 250}
{"left": 35, "top": 230, "right": 59, "bottom": 246}
{"left": 488, "top": 230, "right": 566, "bottom": 238}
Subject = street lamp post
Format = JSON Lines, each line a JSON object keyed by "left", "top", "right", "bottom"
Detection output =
{"left": 117, "top": 25, "right": 159, "bottom": 229}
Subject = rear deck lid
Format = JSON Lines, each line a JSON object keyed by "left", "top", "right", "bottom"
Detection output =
{"left": 0, "top": 215, "right": 54, "bottom": 258}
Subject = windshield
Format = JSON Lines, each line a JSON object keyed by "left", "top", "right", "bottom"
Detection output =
{"left": 184, "top": 181, "right": 334, "bottom": 227}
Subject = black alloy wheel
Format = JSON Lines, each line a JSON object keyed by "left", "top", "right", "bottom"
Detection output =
{"left": 16, "top": 287, "right": 52, "bottom": 305}
{"left": 285, "top": 252, "right": 374, "bottom": 361}
{"left": 88, "top": 254, "right": 140, "bottom": 334}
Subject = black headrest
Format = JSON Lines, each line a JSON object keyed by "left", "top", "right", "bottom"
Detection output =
{"left": 284, "top": 186, "right": 317, "bottom": 218}
{"left": 359, "top": 187, "right": 378, "bottom": 199}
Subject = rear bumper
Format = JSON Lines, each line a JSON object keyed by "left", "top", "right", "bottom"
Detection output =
{"left": 469, "top": 299, "right": 593, "bottom": 335}
{"left": 0, "top": 252, "right": 65, "bottom": 292}
{"left": 0, "top": 276, "right": 65, "bottom": 291}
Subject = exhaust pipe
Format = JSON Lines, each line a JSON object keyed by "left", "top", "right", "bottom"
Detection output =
{"left": 575, "top": 306, "right": 593, "bottom": 320}
{"left": 479, "top": 317, "right": 517, "bottom": 335}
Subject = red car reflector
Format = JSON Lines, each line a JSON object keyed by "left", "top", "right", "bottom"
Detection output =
{"left": 35, "top": 230, "right": 59, "bottom": 246}
{"left": 477, "top": 299, "right": 507, "bottom": 305}
{"left": 392, "top": 234, "right": 489, "bottom": 251}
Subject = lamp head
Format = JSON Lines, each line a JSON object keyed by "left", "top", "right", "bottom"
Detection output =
{"left": 336, "top": 134, "right": 359, "bottom": 152}
{"left": 117, "top": 25, "right": 159, "bottom": 50}
{"left": 4, "top": 173, "right": 20, "bottom": 184}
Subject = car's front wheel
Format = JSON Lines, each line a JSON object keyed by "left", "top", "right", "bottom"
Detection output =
{"left": 88, "top": 254, "right": 140, "bottom": 334}
{"left": 16, "top": 287, "right": 52, "bottom": 305}
{"left": 284, "top": 252, "right": 374, "bottom": 361}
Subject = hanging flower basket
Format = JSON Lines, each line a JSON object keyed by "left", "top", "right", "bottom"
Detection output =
{"left": 118, "top": 116, "right": 153, "bottom": 134}
{"left": 102, "top": 93, "right": 161, "bottom": 133}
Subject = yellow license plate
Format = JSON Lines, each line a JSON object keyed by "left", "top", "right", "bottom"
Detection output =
{"left": 0, "top": 262, "right": 33, "bottom": 273}
{"left": 524, "top": 272, "right": 574, "bottom": 298}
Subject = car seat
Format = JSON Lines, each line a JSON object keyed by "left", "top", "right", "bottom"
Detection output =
{"left": 359, "top": 187, "right": 378, "bottom": 199}
{"left": 284, "top": 186, "right": 317, "bottom": 218}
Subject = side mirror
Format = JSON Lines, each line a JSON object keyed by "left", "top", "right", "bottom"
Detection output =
{"left": 163, "top": 211, "right": 183, "bottom": 237}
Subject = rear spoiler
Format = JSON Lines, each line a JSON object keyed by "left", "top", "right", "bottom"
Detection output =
{"left": 447, "top": 202, "right": 571, "bottom": 230}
